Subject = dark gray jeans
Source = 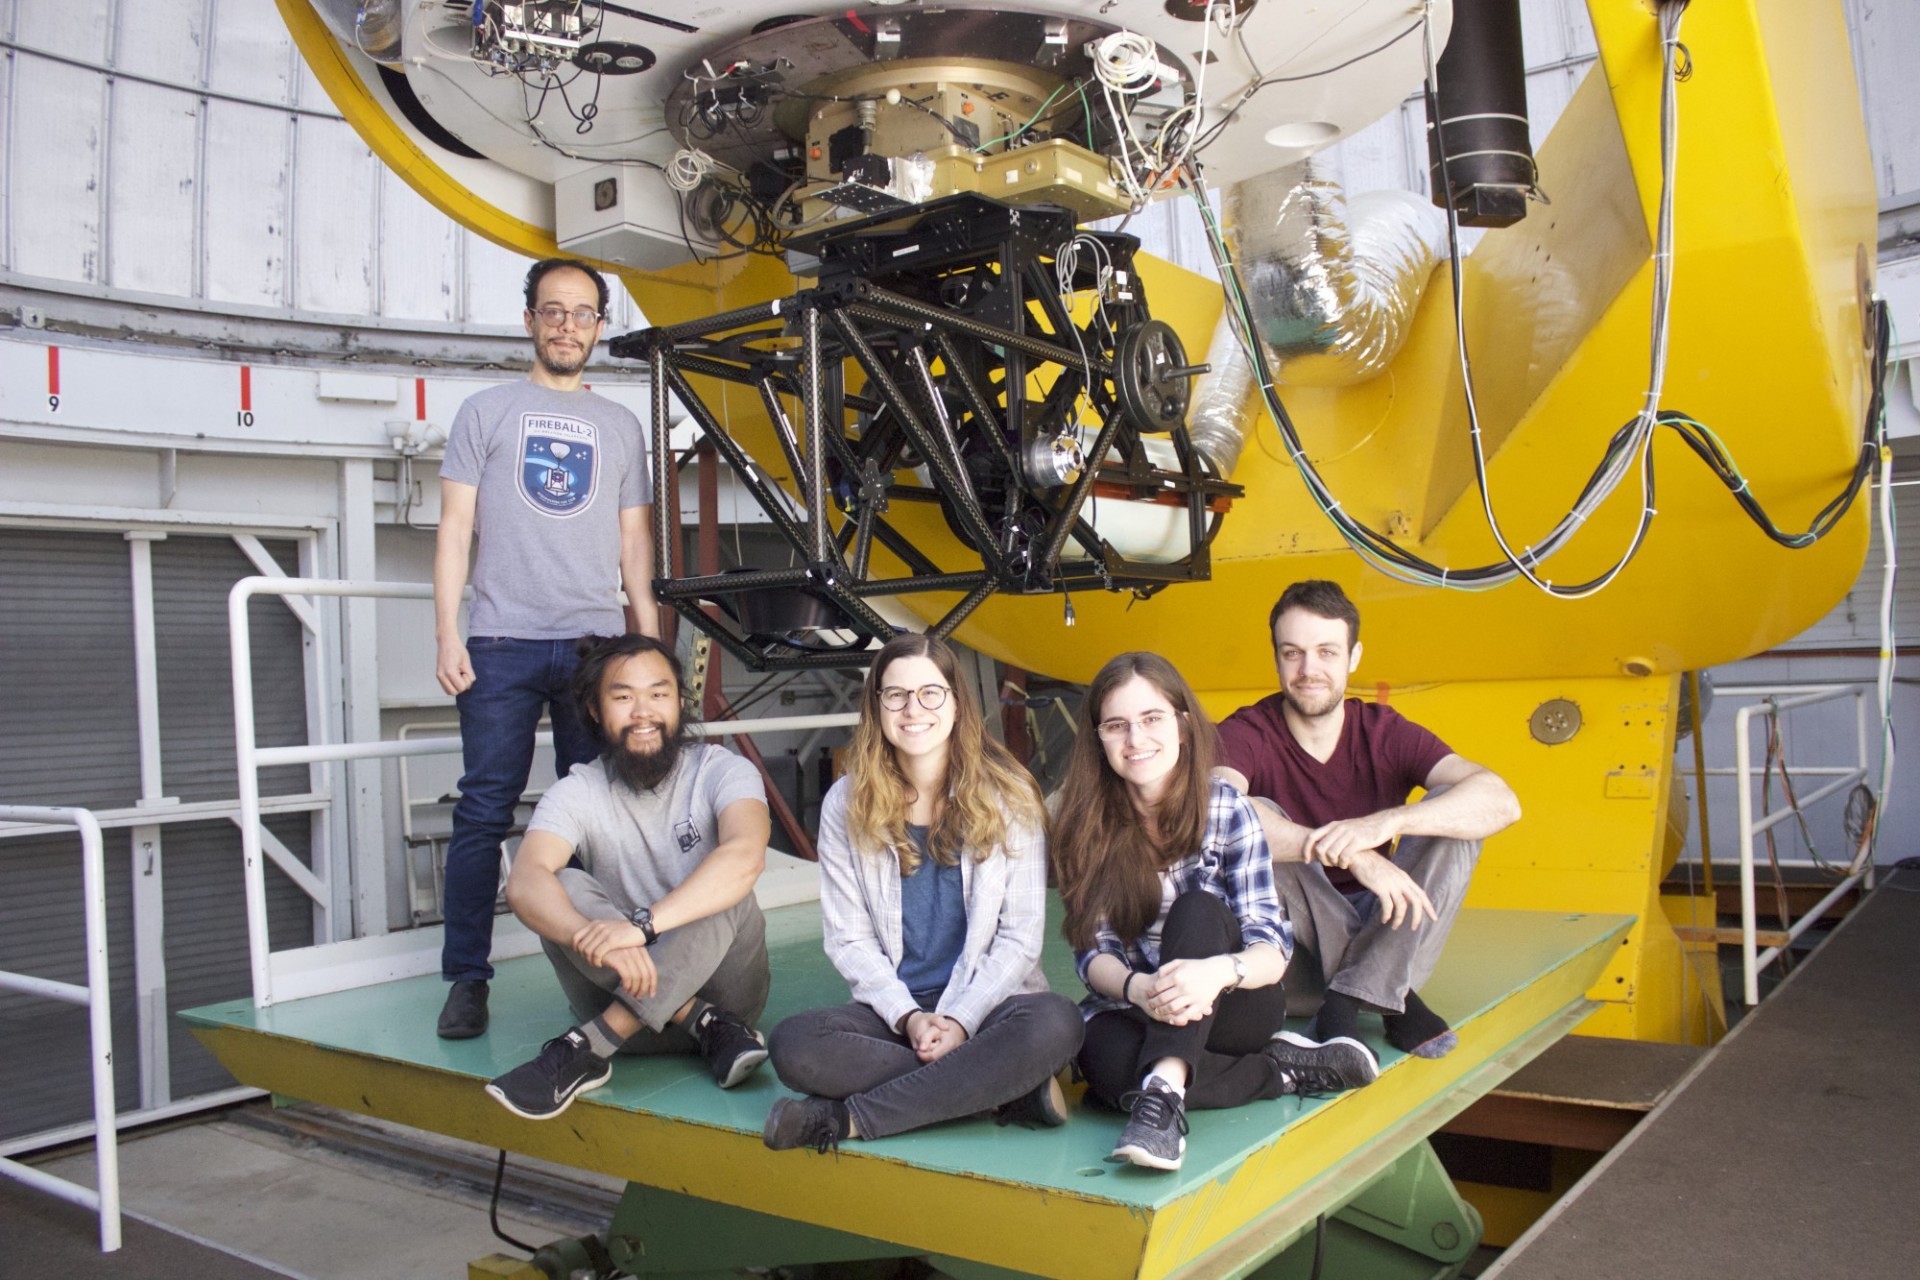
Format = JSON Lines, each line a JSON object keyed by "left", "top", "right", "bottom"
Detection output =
{"left": 542, "top": 866, "right": 770, "bottom": 1054}
{"left": 767, "top": 993, "right": 1084, "bottom": 1140}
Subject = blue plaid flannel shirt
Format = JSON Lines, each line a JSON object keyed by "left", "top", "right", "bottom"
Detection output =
{"left": 1074, "top": 778, "right": 1291, "bottom": 1015}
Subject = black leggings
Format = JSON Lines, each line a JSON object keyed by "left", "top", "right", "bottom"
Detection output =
{"left": 1078, "top": 890, "right": 1292, "bottom": 1111}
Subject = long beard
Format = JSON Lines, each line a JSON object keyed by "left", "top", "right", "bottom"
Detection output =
{"left": 605, "top": 723, "right": 689, "bottom": 793}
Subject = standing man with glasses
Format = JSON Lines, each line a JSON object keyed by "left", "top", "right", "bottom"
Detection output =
{"left": 433, "top": 257, "right": 661, "bottom": 1040}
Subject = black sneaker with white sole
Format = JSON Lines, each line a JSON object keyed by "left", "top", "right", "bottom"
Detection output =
{"left": 991, "top": 1075, "right": 1069, "bottom": 1129}
{"left": 484, "top": 1029, "right": 612, "bottom": 1120}
{"left": 1266, "top": 1029, "right": 1381, "bottom": 1094}
{"left": 1110, "top": 1081, "right": 1188, "bottom": 1171}
{"left": 694, "top": 1007, "right": 768, "bottom": 1088}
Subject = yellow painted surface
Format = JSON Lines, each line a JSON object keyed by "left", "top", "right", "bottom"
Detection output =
{"left": 278, "top": 0, "right": 1870, "bottom": 1064}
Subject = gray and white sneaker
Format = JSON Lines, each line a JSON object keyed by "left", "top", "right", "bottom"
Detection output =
{"left": 485, "top": 1029, "right": 612, "bottom": 1120}
{"left": 1267, "top": 1029, "right": 1380, "bottom": 1094}
{"left": 1110, "top": 1081, "right": 1188, "bottom": 1171}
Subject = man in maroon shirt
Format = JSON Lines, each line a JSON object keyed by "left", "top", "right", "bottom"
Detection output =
{"left": 1215, "top": 581, "right": 1519, "bottom": 1062}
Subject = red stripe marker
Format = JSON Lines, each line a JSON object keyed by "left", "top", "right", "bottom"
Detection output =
{"left": 415, "top": 377, "right": 427, "bottom": 420}
{"left": 239, "top": 364, "right": 252, "bottom": 412}
{"left": 47, "top": 346, "right": 60, "bottom": 397}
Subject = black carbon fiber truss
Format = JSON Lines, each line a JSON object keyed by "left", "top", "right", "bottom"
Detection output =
{"left": 608, "top": 195, "right": 1241, "bottom": 671}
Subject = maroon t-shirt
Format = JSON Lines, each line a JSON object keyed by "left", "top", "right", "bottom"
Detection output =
{"left": 1217, "top": 695, "right": 1452, "bottom": 892}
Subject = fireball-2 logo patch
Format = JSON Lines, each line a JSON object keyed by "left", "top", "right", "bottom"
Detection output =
{"left": 519, "top": 413, "right": 598, "bottom": 517}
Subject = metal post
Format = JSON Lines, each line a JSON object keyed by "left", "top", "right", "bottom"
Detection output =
{"left": 1734, "top": 702, "right": 1760, "bottom": 1006}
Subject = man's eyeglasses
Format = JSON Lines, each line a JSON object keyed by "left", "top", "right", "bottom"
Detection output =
{"left": 1096, "top": 709, "right": 1176, "bottom": 740}
{"left": 878, "top": 685, "right": 951, "bottom": 712}
{"left": 531, "top": 304, "right": 604, "bottom": 329}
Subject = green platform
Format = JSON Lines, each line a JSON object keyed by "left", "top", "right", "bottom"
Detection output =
{"left": 183, "top": 905, "right": 1629, "bottom": 1279}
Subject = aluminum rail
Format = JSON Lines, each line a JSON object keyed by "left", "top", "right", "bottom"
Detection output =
{"left": 230, "top": 577, "right": 860, "bottom": 1007}
{"left": 0, "top": 805, "right": 120, "bottom": 1252}
{"left": 1726, "top": 685, "right": 1873, "bottom": 1005}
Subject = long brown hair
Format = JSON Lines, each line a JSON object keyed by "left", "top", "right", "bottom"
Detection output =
{"left": 1053, "top": 652, "right": 1218, "bottom": 949}
{"left": 844, "top": 633, "right": 1043, "bottom": 874}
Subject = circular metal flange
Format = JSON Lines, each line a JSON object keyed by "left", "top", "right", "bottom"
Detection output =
{"left": 1529, "top": 698, "right": 1582, "bottom": 746}
{"left": 574, "top": 41, "right": 657, "bottom": 75}
{"left": 1114, "top": 319, "right": 1191, "bottom": 433}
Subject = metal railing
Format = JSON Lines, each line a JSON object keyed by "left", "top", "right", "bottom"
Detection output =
{"left": 1703, "top": 684, "right": 1876, "bottom": 1005}
{"left": 0, "top": 806, "right": 120, "bottom": 1252}
{"left": 231, "top": 576, "right": 859, "bottom": 1007}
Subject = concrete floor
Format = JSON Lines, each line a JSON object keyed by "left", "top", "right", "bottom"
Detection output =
{"left": 27, "top": 1104, "right": 622, "bottom": 1279}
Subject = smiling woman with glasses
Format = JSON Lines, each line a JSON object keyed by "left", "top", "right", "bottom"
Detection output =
{"left": 1050, "top": 652, "right": 1376, "bottom": 1173}
{"left": 877, "top": 683, "right": 950, "bottom": 712}
{"left": 761, "top": 633, "right": 1082, "bottom": 1154}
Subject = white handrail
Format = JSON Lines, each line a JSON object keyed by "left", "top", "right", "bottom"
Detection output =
{"left": 230, "top": 576, "right": 862, "bottom": 1007}
{"left": 1728, "top": 685, "right": 1873, "bottom": 1006}
{"left": 0, "top": 805, "right": 120, "bottom": 1253}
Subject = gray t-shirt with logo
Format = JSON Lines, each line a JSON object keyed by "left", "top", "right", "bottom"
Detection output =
{"left": 439, "top": 379, "right": 654, "bottom": 639}
{"left": 526, "top": 745, "right": 766, "bottom": 912}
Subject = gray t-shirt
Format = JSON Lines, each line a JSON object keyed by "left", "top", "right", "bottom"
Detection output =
{"left": 439, "top": 379, "right": 653, "bottom": 639}
{"left": 526, "top": 745, "right": 766, "bottom": 912}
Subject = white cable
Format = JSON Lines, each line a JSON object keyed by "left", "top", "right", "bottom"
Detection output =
{"left": 666, "top": 147, "right": 716, "bottom": 191}
{"left": 1092, "top": 31, "right": 1164, "bottom": 93}
{"left": 1871, "top": 434, "right": 1898, "bottom": 861}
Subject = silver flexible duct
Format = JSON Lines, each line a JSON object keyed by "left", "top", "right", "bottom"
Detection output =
{"left": 1189, "top": 162, "right": 1447, "bottom": 478}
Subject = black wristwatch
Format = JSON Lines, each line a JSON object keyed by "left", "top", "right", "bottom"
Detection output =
{"left": 627, "top": 905, "right": 658, "bottom": 946}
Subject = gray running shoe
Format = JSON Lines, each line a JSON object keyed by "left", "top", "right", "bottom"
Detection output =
{"left": 484, "top": 1029, "right": 612, "bottom": 1120}
{"left": 762, "top": 1096, "right": 851, "bottom": 1152}
{"left": 1110, "top": 1082, "right": 1187, "bottom": 1171}
{"left": 1267, "top": 1029, "right": 1381, "bottom": 1094}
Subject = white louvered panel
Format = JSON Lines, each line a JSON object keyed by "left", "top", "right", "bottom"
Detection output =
{"left": 1850, "top": 0, "right": 1920, "bottom": 202}
{"left": 465, "top": 231, "right": 542, "bottom": 326}
{"left": 379, "top": 170, "right": 463, "bottom": 323}
{"left": 205, "top": 0, "right": 296, "bottom": 107}
{"left": 1777, "top": 480, "right": 1920, "bottom": 651}
{"left": 106, "top": 78, "right": 201, "bottom": 298}
{"left": 116, "top": 0, "right": 208, "bottom": 85}
{"left": 6, "top": 54, "right": 105, "bottom": 284}
{"left": 291, "top": 114, "right": 378, "bottom": 315}
{"left": 13, "top": 0, "right": 109, "bottom": 61}
{"left": 200, "top": 97, "right": 290, "bottom": 309}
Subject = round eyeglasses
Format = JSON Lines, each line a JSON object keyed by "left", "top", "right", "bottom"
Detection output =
{"left": 1096, "top": 709, "right": 1176, "bottom": 740}
{"left": 532, "top": 303, "right": 604, "bottom": 329}
{"left": 878, "top": 684, "right": 951, "bottom": 712}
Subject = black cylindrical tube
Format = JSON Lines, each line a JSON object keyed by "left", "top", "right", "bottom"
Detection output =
{"left": 1426, "top": 0, "right": 1534, "bottom": 228}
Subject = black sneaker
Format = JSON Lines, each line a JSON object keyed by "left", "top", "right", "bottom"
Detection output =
{"left": 437, "top": 979, "right": 489, "bottom": 1039}
{"left": 693, "top": 1007, "right": 768, "bottom": 1088}
{"left": 484, "top": 1029, "right": 612, "bottom": 1120}
{"left": 1267, "top": 1030, "right": 1381, "bottom": 1094}
{"left": 992, "top": 1075, "right": 1069, "bottom": 1129}
{"left": 762, "top": 1095, "right": 851, "bottom": 1152}
{"left": 1110, "top": 1081, "right": 1187, "bottom": 1171}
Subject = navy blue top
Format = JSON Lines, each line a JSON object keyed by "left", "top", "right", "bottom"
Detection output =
{"left": 895, "top": 824, "right": 968, "bottom": 1007}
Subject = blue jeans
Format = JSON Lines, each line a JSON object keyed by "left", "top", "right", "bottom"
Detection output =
{"left": 442, "top": 637, "right": 602, "bottom": 982}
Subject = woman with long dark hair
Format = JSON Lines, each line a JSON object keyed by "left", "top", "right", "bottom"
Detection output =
{"left": 761, "top": 634, "right": 1083, "bottom": 1151}
{"left": 1052, "top": 652, "right": 1377, "bottom": 1171}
